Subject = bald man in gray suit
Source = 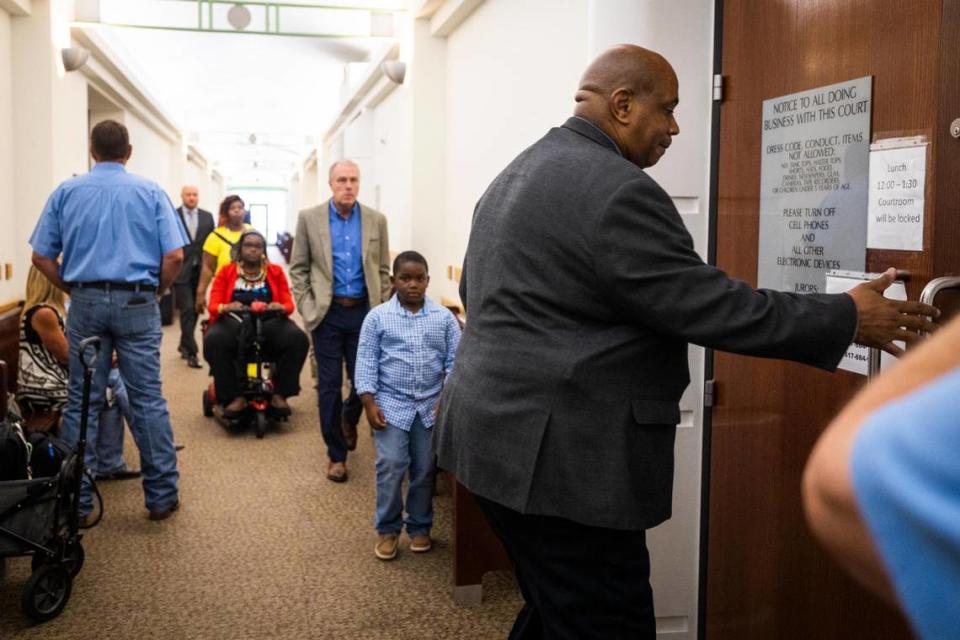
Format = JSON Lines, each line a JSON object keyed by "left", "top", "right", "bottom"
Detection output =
{"left": 435, "top": 45, "right": 937, "bottom": 639}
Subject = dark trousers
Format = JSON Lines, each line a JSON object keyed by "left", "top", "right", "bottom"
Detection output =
{"left": 203, "top": 315, "right": 309, "bottom": 405}
{"left": 173, "top": 274, "right": 200, "bottom": 356}
{"left": 474, "top": 494, "right": 656, "bottom": 640}
{"left": 312, "top": 301, "right": 367, "bottom": 463}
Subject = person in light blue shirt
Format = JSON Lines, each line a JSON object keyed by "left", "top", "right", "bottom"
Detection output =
{"left": 356, "top": 251, "right": 461, "bottom": 561}
{"left": 30, "top": 119, "right": 186, "bottom": 523}
{"left": 804, "top": 315, "right": 960, "bottom": 640}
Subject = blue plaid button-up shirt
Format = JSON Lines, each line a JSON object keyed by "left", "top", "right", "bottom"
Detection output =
{"left": 355, "top": 294, "right": 461, "bottom": 431}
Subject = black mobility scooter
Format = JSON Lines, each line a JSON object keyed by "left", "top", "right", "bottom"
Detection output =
{"left": 202, "top": 305, "right": 288, "bottom": 438}
{"left": 0, "top": 336, "right": 100, "bottom": 622}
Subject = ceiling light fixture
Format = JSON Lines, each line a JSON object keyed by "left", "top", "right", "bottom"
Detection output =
{"left": 227, "top": 4, "right": 252, "bottom": 31}
{"left": 380, "top": 60, "right": 406, "bottom": 85}
{"left": 61, "top": 47, "right": 90, "bottom": 72}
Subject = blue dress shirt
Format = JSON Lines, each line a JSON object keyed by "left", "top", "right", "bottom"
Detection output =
{"left": 328, "top": 200, "right": 366, "bottom": 298}
{"left": 852, "top": 366, "right": 960, "bottom": 640}
{"left": 355, "top": 295, "right": 462, "bottom": 431}
{"left": 30, "top": 162, "right": 187, "bottom": 285}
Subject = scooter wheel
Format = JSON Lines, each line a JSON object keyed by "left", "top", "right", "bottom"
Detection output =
{"left": 255, "top": 412, "right": 268, "bottom": 439}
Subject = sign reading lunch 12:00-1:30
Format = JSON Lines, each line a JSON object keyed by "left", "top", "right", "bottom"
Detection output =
{"left": 757, "top": 77, "right": 872, "bottom": 295}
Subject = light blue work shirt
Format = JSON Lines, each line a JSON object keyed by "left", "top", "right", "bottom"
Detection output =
{"left": 328, "top": 199, "right": 365, "bottom": 298}
{"left": 852, "top": 366, "right": 960, "bottom": 640}
{"left": 30, "top": 162, "right": 187, "bottom": 286}
{"left": 355, "top": 294, "right": 461, "bottom": 431}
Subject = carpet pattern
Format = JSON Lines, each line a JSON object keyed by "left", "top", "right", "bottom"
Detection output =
{"left": 0, "top": 315, "right": 521, "bottom": 639}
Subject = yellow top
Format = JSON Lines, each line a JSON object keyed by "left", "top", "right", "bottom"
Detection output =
{"left": 202, "top": 224, "right": 252, "bottom": 273}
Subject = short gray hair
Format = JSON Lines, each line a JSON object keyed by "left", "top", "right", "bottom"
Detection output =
{"left": 328, "top": 158, "right": 359, "bottom": 180}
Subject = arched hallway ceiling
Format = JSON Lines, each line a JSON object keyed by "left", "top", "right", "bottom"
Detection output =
{"left": 81, "top": 1, "right": 404, "bottom": 182}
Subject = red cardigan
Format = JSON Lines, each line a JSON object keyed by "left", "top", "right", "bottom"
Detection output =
{"left": 207, "top": 262, "right": 296, "bottom": 324}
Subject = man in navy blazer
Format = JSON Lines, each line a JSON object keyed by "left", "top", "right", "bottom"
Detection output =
{"left": 435, "top": 45, "right": 938, "bottom": 638}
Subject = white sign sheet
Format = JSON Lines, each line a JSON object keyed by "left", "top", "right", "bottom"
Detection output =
{"left": 825, "top": 270, "right": 907, "bottom": 375}
{"left": 867, "top": 141, "right": 926, "bottom": 250}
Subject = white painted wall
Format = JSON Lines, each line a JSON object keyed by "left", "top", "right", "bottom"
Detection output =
{"left": 372, "top": 81, "right": 414, "bottom": 255}
{"left": 0, "top": 9, "right": 16, "bottom": 302}
{"left": 443, "top": 0, "right": 589, "bottom": 301}
{"left": 124, "top": 111, "right": 179, "bottom": 203}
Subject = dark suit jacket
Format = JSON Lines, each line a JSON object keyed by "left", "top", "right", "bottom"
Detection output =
{"left": 174, "top": 207, "right": 215, "bottom": 285}
{"left": 435, "top": 116, "right": 857, "bottom": 531}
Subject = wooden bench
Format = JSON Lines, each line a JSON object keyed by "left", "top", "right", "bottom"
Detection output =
{"left": 0, "top": 301, "right": 24, "bottom": 399}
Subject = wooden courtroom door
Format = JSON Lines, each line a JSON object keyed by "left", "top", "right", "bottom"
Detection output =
{"left": 704, "top": 1, "right": 960, "bottom": 639}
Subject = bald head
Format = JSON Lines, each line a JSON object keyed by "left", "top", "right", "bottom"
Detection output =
{"left": 181, "top": 185, "right": 199, "bottom": 210}
{"left": 573, "top": 45, "right": 680, "bottom": 168}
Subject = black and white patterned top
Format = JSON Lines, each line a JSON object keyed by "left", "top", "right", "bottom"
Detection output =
{"left": 17, "top": 304, "right": 68, "bottom": 412}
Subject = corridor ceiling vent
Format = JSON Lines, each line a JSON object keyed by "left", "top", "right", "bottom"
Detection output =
{"left": 226, "top": 4, "right": 251, "bottom": 31}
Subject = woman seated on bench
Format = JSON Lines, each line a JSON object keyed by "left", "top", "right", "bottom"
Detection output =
{"left": 203, "top": 229, "right": 309, "bottom": 419}
{"left": 17, "top": 266, "right": 68, "bottom": 428}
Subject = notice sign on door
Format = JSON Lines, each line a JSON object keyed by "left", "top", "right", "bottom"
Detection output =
{"left": 757, "top": 77, "right": 872, "bottom": 295}
{"left": 825, "top": 270, "right": 906, "bottom": 376}
{"left": 867, "top": 139, "right": 927, "bottom": 251}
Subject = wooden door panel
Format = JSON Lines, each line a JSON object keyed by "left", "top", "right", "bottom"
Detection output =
{"left": 706, "top": 1, "right": 958, "bottom": 638}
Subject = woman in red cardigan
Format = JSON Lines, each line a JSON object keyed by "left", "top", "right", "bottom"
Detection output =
{"left": 203, "top": 229, "right": 309, "bottom": 418}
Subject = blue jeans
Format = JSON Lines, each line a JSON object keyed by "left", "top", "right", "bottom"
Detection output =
{"left": 373, "top": 413, "right": 435, "bottom": 536}
{"left": 62, "top": 287, "right": 179, "bottom": 515}
{"left": 312, "top": 301, "right": 367, "bottom": 463}
{"left": 95, "top": 368, "right": 131, "bottom": 476}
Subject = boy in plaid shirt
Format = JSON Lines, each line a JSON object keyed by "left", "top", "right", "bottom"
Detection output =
{"left": 355, "top": 251, "right": 461, "bottom": 560}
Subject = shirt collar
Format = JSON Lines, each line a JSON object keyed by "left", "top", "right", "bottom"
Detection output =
{"left": 183, "top": 207, "right": 198, "bottom": 216}
{"left": 328, "top": 199, "right": 360, "bottom": 221}
{"left": 92, "top": 162, "right": 127, "bottom": 172}
{"left": 570, "top": 116, "right": 624, "bottom": 157}
{"left": 388, "top": 293, "right": 439, "bottom": 316}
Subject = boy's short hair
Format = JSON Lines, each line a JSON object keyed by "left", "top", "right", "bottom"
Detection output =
{"left": 393, "top": 250, "right": 429, "bottom": 275}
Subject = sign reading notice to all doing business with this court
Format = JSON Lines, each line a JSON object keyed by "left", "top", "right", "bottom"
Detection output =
{"left": 757, "top": 76, "right": 872, "bottom": 294}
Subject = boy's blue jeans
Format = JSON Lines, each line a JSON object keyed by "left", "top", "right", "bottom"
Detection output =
{"left": 96, "top": 368, "right": 131, "bottom": 476}
{"left": 373, "top": 413, "right": 434, "bottom": 536}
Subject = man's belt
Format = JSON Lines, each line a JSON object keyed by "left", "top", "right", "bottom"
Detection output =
{"left": 332, "top": 296, "right": 366, "bottom": 307}
{"left": 71, "top": 281, "right": 158, "bottom": 292}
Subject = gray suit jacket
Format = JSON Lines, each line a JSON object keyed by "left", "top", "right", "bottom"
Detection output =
{"left": 435, "top": 117, "right": 857, "bottom": 531}
{"left": 288, "top": 200, "right": 391, "bottom": 331}
{"left": 174, "top": 207, "right": 215, "bottom": 285}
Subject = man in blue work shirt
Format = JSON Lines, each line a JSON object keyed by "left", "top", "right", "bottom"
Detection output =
{"left": 30, "top": 119, "right": 187, "bottom": 522}
{"left": 289, "top": 160, "right": 392, "bottom": 483}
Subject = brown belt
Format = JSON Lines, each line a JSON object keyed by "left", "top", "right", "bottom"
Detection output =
{"left": 332, "top": 296, "right": 366, "bottom": 307}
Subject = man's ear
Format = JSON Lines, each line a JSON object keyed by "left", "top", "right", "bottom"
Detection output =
{"left": 390, "top": 275, "right": 397, "bottom": 286}
{"left": 610, "top": 88, "right": 634, "bottom": 125}
{"left": 122, "top": 144, "right": 133, "bottom": 165}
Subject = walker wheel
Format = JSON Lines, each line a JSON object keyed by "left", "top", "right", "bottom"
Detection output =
{"left": 21, "top": 564, "right": 72, "bottom": 622}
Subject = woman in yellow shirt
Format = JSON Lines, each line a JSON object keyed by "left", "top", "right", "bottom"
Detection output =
{"left": 195, "top": 194, "right": 252, "bottom": 314}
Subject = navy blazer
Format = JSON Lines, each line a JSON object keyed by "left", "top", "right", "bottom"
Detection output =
{"left": 434, "top": 117, "right": 857, "bottom": 530}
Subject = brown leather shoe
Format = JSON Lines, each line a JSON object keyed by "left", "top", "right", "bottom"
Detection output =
{"left": 375, "top": 533, "right": 399, "bottom": 560}
{"left": 326, "top": 461, "right": 347, "bottom": 483}
{"left": 148, "top": 500, "right": 180, "bottom": 521}
{"left": 410, "top": 534, "right": 432, "bottom": 553}
{"left": 341, "top": 416, "right": 358, "bottom": 451}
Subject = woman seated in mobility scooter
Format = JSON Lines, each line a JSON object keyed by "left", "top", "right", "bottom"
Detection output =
{"left": 203, "top": 229, "right": 309, "bottom": 426}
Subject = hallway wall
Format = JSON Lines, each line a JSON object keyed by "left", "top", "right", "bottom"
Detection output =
{"left": 0, "top": 0, "right": 199, "bottom": 307}
{"left": 0, "top": 9, "right": 16, "bottom": 302}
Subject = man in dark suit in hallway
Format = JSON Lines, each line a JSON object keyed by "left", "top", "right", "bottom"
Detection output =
{"left": 173, "top": 185, "right": 214, "bottom": 368}
{"left": 434, "top": 45, "right": 939, "bottom": 639}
